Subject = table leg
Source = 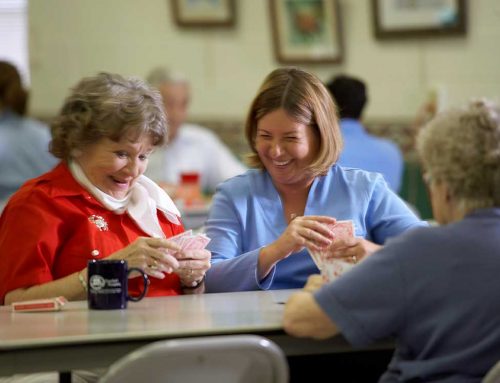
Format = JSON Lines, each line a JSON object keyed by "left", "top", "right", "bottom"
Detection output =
{"left": 59, "top": 371, "right": 72, "bottom": 383}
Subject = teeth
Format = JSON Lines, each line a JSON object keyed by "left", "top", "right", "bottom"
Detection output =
{"left": 273, "top": 160, "right": 290, "bottom": 166}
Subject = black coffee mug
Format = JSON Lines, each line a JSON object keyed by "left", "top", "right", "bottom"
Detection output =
{"left": 87, "top": 259, "right": 148, "bottom": 310}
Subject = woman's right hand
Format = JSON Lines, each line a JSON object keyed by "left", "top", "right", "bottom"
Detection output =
{"left": 108, "top": 237, "right": 182, "bottom": 279}
{"left": 272, "top": 215, "right": 336, "bottom": 259}
{"left": 258, "top": 215, "right": 336, "bottom": 279}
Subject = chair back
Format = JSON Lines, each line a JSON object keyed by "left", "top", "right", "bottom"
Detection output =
{"left": 484, "top": 361, "right": 500, "bottom": 383}
{"left": 99, "top": 335, "right": 289, "bottom": 383}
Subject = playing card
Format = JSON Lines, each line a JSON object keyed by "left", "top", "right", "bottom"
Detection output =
{"left": 308, "top": 220, "right": 355, "bottom": 271}
{"left": 167, "top": 230, "right": 211, "bottom": 251}
{"left": 182, "top": 233, "right": 211, "bottom": 250}
{"left": 320, "top": 220, "right": 356, "bottom": 282}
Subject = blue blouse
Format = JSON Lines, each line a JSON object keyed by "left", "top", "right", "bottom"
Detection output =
{"left": 204, "top": 165, "right": 426, "bottom": 292}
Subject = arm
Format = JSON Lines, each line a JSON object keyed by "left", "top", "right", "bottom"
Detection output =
{"left": 257, "top": 215, "right": 336, "bottom": 279}
{"left": 283, "top": 276, "right": 339, "bottom": 339}
{"left": 205, "top": 185, "right": 336, "bottom": 292}
{"left": 4, "top": 236, "right": 185, "bottom": 305}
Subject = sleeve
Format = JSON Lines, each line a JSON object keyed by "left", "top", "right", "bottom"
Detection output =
{"left": 0, "top": 192, "right": 64, "bottom": 304}
{"left": 366, "top": 175, "right": 428, "bottom": 244}
{"left": 205, "top": 133, "right": 247, "bottom": 192}
{"left": 204, "top": 184, "right": 274, "bottom": 292}
{"left": 314, "top": 235, "right": 409, "bottom": 347}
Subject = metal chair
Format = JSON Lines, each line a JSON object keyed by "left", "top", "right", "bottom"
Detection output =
{"left": 484, "top": 360, "right": 500, "bottom": 383}
{"left": 99, "top": 335, "right": 289, "bottom": 383}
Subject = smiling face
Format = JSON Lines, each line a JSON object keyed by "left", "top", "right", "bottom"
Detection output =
{"left": 255, "top": 108, "right": 319, "bottom": 190}
{"left": 75, "top": 133, "right": 155, "bottom": 199}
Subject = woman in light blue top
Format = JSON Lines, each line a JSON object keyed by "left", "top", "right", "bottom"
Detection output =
{"left": 0, "top": 61, "right": 57, "bottom": 202}
{"left": 204, "top": 67, "right": 426, "bottom": 292}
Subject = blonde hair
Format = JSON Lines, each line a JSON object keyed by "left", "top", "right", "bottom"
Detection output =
{"left": 417, "top": 99, "right": 500, "bottom": 213}
{"left": 245, "top": 67, "right": 342, "bottom": 176}
{"left": 51, "top": 72, "right": 167, "bottom": 160}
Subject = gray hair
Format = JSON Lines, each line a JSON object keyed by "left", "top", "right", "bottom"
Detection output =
{"left": 50, "top": 72, "right": 168, "bottom": 160}
{"left": 146, "top": 67, "right": 188, "bottom": 89}
{"left": 416, "top": 99, "right": 500, "bottom": 214}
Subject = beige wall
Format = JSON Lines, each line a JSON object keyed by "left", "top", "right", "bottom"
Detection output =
{"left": 28, "top": 0, "right": 500, "bottom": 120}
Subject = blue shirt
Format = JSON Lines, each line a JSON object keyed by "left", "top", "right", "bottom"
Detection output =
{"left": 204, "top": 165, "right": 426, "bottom": 292}
{"left": 0, "top": 110, "right": 58, "bottom": 201}
{"left": 315, "top": 208, "right": 500, "bottom": 382}
{"left": 337, "top": 118, "right": 403, "bottom": 192}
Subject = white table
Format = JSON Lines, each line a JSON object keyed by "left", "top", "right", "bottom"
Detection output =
{"left": 0, "top": 290, "right": 392, "bottom": 377}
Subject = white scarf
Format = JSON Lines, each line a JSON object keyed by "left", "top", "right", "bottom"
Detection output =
{"left": 69, "top": 161, "right": 181, "bottom": 238}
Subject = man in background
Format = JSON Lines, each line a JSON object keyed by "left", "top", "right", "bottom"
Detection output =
{"left": 145, "top": 67, "right": 246, "bottom": 198}
{"left": 326, "top": 75, "right": 403, "bottom": 192}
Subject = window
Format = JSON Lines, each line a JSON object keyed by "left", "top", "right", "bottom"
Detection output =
{"left": 0, "top": 0, "right": 29, "bottom": 85}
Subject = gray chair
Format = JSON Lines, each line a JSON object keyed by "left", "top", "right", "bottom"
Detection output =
{"left": 99, "top": 335, "right": 289, "bottom": 383}
{"left": 484, "top": 361, "right": 500, "bottom": 383}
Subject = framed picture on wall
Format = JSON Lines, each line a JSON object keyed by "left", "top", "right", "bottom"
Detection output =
{"left": 269, "top": 0, "right": 343, "bottom": 64}
{"left": 372, "top": 0, "right": 466, "bottom": 39}
{"left": 172, "top": 0, "right": 235, "bottom": 27}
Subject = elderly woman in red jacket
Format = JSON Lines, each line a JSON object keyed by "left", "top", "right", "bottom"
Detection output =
{"left": 0, "top": 72, "right": 210, "bottom": 305}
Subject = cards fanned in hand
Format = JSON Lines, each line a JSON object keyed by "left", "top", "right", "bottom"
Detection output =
{"left": 308, "top": 220, "right": 356, "bottom": 281}
{"left": 168, "top": 230, "right": 211, "bottom": 251}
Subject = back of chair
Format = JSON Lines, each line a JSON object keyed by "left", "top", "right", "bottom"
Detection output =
{"left": 99, "top": 335, "right": 289, "bottom": 383}
{"left": 484, "top": 361, "right": 500, "bottom": 383}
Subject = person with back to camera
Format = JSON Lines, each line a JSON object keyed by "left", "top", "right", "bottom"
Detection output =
{"left": 203, "top": 67, "right": 427, "bottom": 293}
{"left": 145, "top": 67, "right": 246, "bottom": 197}
{"left": 0, "top": 61, "right": 58, "bottom": 206}
{"left": 326, "top": 74, "right": 404, "bottom": 192}
{"left": 283, "top": 99, "right": 500, "bottom": 382}
{"left": 0, "top": 72, "right": 211, "bottom": 308}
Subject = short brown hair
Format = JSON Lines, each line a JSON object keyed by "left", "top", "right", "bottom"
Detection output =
{"left": 50, "top": 72, "right": 167, "bottom": 160}
{"left": 417, "top": 99, "right": 500, "bottom": 213}
{"left": 245, "top": 67, "right": 342, "bottom": 176}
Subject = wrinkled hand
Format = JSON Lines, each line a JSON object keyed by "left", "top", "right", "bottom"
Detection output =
{"left": 303, "top": 275, "right": 324, "bottom": 292}
{"left": 174, "top": 249, "right": 211, "bottom": 287}
{"left": 271, "top": 215, "right": 336, "bottom": 260}
{"left": 109, "top": 237, "right": 181, "bottom": 279}
{"left": 325, "top": 237, "right": 381, "bottom": 264}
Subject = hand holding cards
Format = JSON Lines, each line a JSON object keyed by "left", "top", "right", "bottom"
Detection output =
{"left": 168, "top": 230, "right": 211, "bottom": 288}
{"left": 167, "top": 230, "right": 211, "bottom": 251}
{"left": 308, "top": 220, "right": 357, "bottom": 282}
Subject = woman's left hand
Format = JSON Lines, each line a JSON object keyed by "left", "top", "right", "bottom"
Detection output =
{"left": 325, "top": 237, "right": 381, "bottom": 264}
{"left": 174, "top": 249, "right": 211, "bottom": 287}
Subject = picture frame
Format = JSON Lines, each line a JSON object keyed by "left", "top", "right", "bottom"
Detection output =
{"left": 269, "top": 0, "right": 343, "bottom": 64}
{"left": 372, "top": 0, "right": 466, "bottom": 39}
{"left": 171, "top": 0, "right": 235, "bottom": 28}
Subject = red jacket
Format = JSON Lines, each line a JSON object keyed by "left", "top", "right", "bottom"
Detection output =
{"left": 0, "top": 163, "right": 184, "bottom": 304}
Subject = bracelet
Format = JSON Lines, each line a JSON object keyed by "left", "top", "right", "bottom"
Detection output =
{"left": 78, "top": 270, "right": 88, "bottom": 292}
{"left": 181, "top": 275, "right": 205, "bottom": 290}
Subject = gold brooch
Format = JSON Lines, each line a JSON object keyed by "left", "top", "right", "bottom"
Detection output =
{"left": 88, "top": 215, "right": 108, "bottom": 231}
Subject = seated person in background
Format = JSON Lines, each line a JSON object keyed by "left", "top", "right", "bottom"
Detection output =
{"left": 0, "top": 72, "right": 210, "bottom": 306}
{"left": 283, "top": 99, "right": 500, "bottom": 382}
{"left": 204, "top": 67, "right": 426, "bottom": 293}
{"left": 0, "top": 61, "right": 58, "bottom": 204}
{"left": 145, "top": 67, "right": 246, "bottom": 200}
{"left": 326, "top": 74, "right": 403, "bottom": 192}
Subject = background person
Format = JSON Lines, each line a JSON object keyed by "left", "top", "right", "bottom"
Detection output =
{"left": 0, "top": 72, "right": 210, "bottom": 306}
{"left": 145, "top": 67, "right": 246, "bottom": 197}
{"left": 204, "top": 67, "right": 426, "bottom": 293}
{"left": 326, "top": 74, "right": 404, "bottom": 192}
{"left": 283, "top": 99, "right": 500, "bottom": 382}
{"left": 0, "top": 61, "right": 58, "bottom": 205}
